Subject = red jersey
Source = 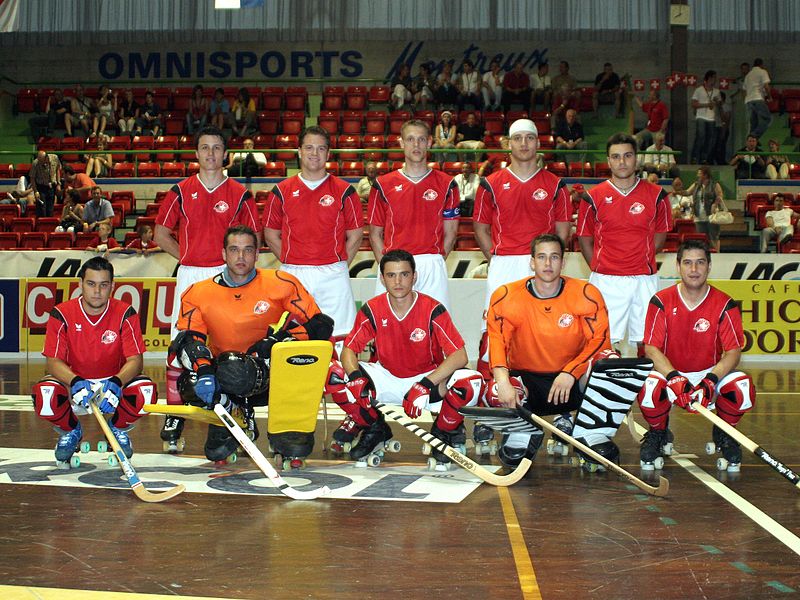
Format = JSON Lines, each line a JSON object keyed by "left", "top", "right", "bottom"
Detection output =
{"left": 643, "top": 284, "right": 744, "bottom": 373}
{"left": 367, "top": 169, "right": 460, "bottom": 255}
{"left": 642, "top": 100, "right": 669, "bottom": 133}
{"left": 263, "top": 174, "right": 362, "bottom": 265}
{"left": 156, "top": 175, "right": 259, "bottom": 267}
{"left": 576, "top": 179, "right": 672, "bottom": 275}
{"left": 125, "top": 238, "right": 159, "bottom": 251}
{"left": 473, "top": 167, "right": 571, "bottom": 255}
{"left": 43, "top": 297, "right": 146, "bottom": 379}
{"left": 345, "top": 292, "right": 465, "bottom": 378}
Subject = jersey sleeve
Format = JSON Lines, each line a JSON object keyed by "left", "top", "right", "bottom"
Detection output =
{"left": 642, "top": 295, "right": 667, "bottom": 350}
{"left": 344, "top": 305, "right": 377, "bottom": 354}
{"left": 576, "top": 195, "right": 596, "bottom": 236}
{"left": 273, "top": 271, "right": 323, "bottom": 340}
{"left": 367, "top": 184, "right": 386, "bottom": 227}
{"left": 718, "top": 299, "right": 745, "bottom": 352}
{"left": 176, "top": 283, "right": 209, "bottom": 337}
{"left": 120, "top": 306, "right": 146, "bottom": 358}
{"left": 562, "top": 282, "right": 611, "bottom": 379}
{"left": 155, "top": 185, "right": 181, "bottom": 229}
{"left": 486, "top": 286, "right": 513, "bottom": 370}
{"left": 235, "top": 191, "right": 260, "bottom": 231}
{"left": 430, "top": 305, "right": 465, "bottom": 355}
{"left": 43, "top": 309, "right": 69, "bottom": 360}
{"left": 443, "top": 178, "right": 460, "bottom": 219}
{"left": 473, "top": 179, "right": 494, "bottom": 225}
{"left": 342, "top": 187, "right": 363, "bottom": 230}
{"left": 262, "top": 188, "right": 284, "bottom": 230}
{"left": 654, "top": 189, "right": 673, "bottom": 233}
{"left": 553, "top": 180, "right": 571, "bottom": 223}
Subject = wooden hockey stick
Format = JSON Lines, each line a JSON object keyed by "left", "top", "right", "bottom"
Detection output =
{"left": 214, "top": 404, "right": 331, "bottom": 500}
{"left": 90, "top": 398, "right": 185, "bottom": 503}
{"left": 693, "top": 403, "right": 800, "bottom": 489}
{"left": 375, "top": 403, "right": 532, "bottom": 486}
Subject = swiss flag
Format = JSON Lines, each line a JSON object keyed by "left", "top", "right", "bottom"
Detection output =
{"left": 649, "top": 79, "right": 661, "bottom": 90}
{"left": 666, "top": 75, "right": 677, "bottom": 90}
{"left": 634, "top": 79, "right": 645, "bottom": 91}
{"left": 686, "top": 73, "right": 698, "bottom": 86}
{"left": 719, "top": 77, "right": 732, "bottom": 90}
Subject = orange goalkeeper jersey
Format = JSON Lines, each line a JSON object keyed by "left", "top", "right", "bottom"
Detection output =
{"left": 487, "top": 275, "right": 610, "bottom": 379}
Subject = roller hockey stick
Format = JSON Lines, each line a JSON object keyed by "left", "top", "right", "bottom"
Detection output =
{"left": 374, "top": 403, "right": 532, "bottom": 486}
{"left": 693, "top": 403, "right": 800, "bottom": 489}
{"left": 213, "top": 403, "right": 331, "bottom": 500}
{"left": 90, "top": 397, "right": 185, "bottom": 503}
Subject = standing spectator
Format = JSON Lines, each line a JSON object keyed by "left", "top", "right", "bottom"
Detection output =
{"left": 93, "top": 85, "right": 115, "bottom": 138}
{"left": 765, "top": 139, "right": 790, "bottom": 180}
{"left": 186, "top": 84, "right": 208, "bottom": 135}
{"left": 501, "top": 60, "right": 531, "bottom": 113}
{"left": 455, "top": 112, "right": 486, "bottom": 161}
{"left": 70, "top": 84, "right": 96, "bottom": 136}
{"left": 552, "top": 60, "right": 580, "bottom": 120}
{"left": 81, "top": 186, "right": 113, "bottom": 232}
{"left": 45, "top": 89, "right": 73, "bottom": 136}
{"left": 356, "top": 161, "right": 378, "bottom": 201}
{"left": 691, "top": 70, "right": 721, "bottom": 165}
{"left": 730, "top": 62, "right": 750, "bottom": 102}
{"left": 530, "top": 63, "right": 552, "bottom": 111}
{"left": 29, "top": 150, "right": 61, "bottom": 217}
{"left": 230, "top": 88, "right": 256, "bottom": 137}
{"left": 760, "top": 193, "right": 799, "bottom": 253}
{"left": 432, "top": 110, "right": 457, "bottom": 163}
{"left": 743, "top": 58, "right": 772, "bottom": 139}
{"left": 633, "top": 89, "right": 669, "bottom": 150}
{"left": 684, "top": 166, "right": 724, "bottom": 252}
{"left": 434, "top": 61, "right": 458, "bottom": 108}
{"left": 263, "top": 125, "right": 362, "bottom": 340}
{"left": 730, "top": 134, "right": 766, "bottom": 179}
{"left": 554, "top": 108, "right": 587, "bottom": 162}
{"left": 453, "top": 161, "right": 479, "bottom": 216}
{"left": 126, "top": 224, "right": 161, "bottom": 255}
{"left": 455, "top": 59, "right": 482, "bottom": 111}
{"left": 391, "top": 63, "right": 414, "bottom": 110}
{"left": 63, "top": 165, "right": 95, "bottom": 204}
{"left": 592, "top": 62, "right": 622, "bottom": 117}
{"left": 639, "top": 132, "right": 679, "bottom": 179}
{"left": 135, "top": 91, "right": 161, "bottom": 136}
{"left": 713, "top": 91, "right": 733, "bottom": 165}
{"left": 576, "top": 133, "right": 672, "bottom": 351}
{"left": 116, "top": 89, "right": 139, "bottom": 135}
{"left": 208, "top": 88, "right": 230, "bottom": 131}
{"left": 85, "top": 136, "right": 113, "bottom": 178}
{"left": 481, "top": 59, "right": 504, "bottom": 110}
{"left": 412, "top": 63, "right": 435, "bottom": 110}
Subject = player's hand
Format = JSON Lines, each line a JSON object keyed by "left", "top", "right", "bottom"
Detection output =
{"left": 99, "top": 376, "right": 122, "bottom": 414}
{"left": 547, "top": 372, "right": 575, "bottom": 405}
{"left": 247, "top": 330, "right": 294, "bottom": 362}
{"left": 666, "top": 371, "right": 691, "bottom": 398}
{"left": 345, "top": 369, "right": 374, "bottom": 409}
{"left": 403, "top": 377, "right": 435, "bottom": 419}
{"left": 691, "top": 374, "right": 718, "bottom": 408}
{"left": 70, "top": 377, "right": 94, "bottom": 409}
{"left": 195, "top": 373, "right": 218, "bottom": 407}
{"left": 493, "top": 379, "right": 520, "bottom": 408}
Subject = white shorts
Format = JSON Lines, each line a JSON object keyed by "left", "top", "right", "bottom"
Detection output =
{"left": 375, "top": 253, "right": 450, "bottom": 310}
{"left": 281, "top": 261, "right": 356, "bottom": 337}
{"left": 589, "top": 272, "right": 657, "bottom": 344}
{"left": 483, "top": 254, "right": 533, "bottom": 316}
{"left": 171, "top": 264, "right": 226, "bottom": 338}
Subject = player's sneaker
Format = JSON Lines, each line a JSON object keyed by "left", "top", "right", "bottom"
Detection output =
{"left": 109, "top": 423, "right": 134, "bottom": 458}
{"left": 54, "top": 422, "right": 83, "bottom": 462}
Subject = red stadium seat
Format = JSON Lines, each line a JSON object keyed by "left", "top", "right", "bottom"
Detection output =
{"left": 162, "top": 162, "right": 186, "bottom": 177}
{"left": 263, "top": 161, "right": 286, "bottom": 177}
{"left": 0, "top": 204, "right": 21, "bottom": 225}
{"left": 365, "top": 111, "right": 388, "bottom": 134}
{"left": 110, "top": 191, "right": 135, "bottom": 214}
{"left": 145, "top": 203, "right": 161, "bottom": 216}
{"left": 318, "top": 110, "right": 341, "bottom": 135}
{"left": 16, "top": 88, "right": 38, "bottom": 113}
{"left": 282, "top": 112, "right": 305, "bottom": 135}
{"left": 594, "top": 162, "right": 611, "bottom": 177}
{"left": 568, "top": 161, "right": 592, "bottom": 177}
{"left": 171, "top": 87, "right": 193, "bottom": 111}
{"left": 108, "top": 136, "right": 131, "bottom": 162}
{"left": 373, "top": 162, "right": 390, "bottom": 175}
{"left": 337, "top": 135, "right": 362, "bottom": 161}
{"left": 261, "top": 87, "right": 284, "bottom": 111}
{"left": 34, "top": 217, "right": 59, "bottom": 232}
{"left": 442, "top": 162, "right": 463, "bottom": 176}
{"left": 111, "top": 162, "right": 135, "bottom": 178}
{"left": 325, "top": 161, "right": 340, "bottom": 176}
{"left": 368, "top": 85, "right": 391, "bottom": 106}
{"left": 284, "top": 86, "right": 308, "bottom": 112}
{"left": 154, "top": 135, "right": 179, "bottom": 161}
{"left": 19, "top": 232, "right": 47, "bottom": 249}
{"left": 363, "top": 134, "right": 386, "bottom": 161}
{"left": 389, "top": 111, "right": 412, "bottom": 135}
{"left": 274, "top": 135, "right": 299, "bottom": 162}
{"left": 132, "top": 136, "right": 155, "bottom": 161}
{"left": 137, "top": 162, "right": 161, "bottom": 177}
{"left": 47, "top": 232, "right": 73, "bottom": 249}
{"left": 163, "top": 112, "right": 185, "bottom": 135}
{"left": 73, "top": 232, "right": 97, "bottom": 249}
{"left": 322, "top": 86, "right": 345, "bottom": 111}
{"left": 0, "top": 232, "right": 19, "bottom": 249}
{"left": 386, "top": 134, "right": 403, "bottom": 161}
{"left": 547, "top": 161, "right": 568, "bottom": 177}
{"left": 257, "top": 110, "right": 280, "bottom": 135}
{"left": 9, "top": 217, "right": 35, "bottom": 233}
{"left": 345, "top": 86, "right": 368, "bottom": 111}
{"left": 187, "top": 162, "right": 200, "bottom": 176}
{"left": 37, "top": 136, "right": 61, "bottom": 152}
{"left": 60, "top": 137, "right": 85, "bottom": 162}
{"left": 0, "top": 164, "right": 13, "bottom": 178}
{"left": 341, "top": 161, "right": 364, "bottom": 177}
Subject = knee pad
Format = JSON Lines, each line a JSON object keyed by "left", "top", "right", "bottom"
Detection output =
{"left": 485, "top": 375, "right": 526, "bottom": 408}
{"left": 32, "top": 377, "right": 76, "bottom": 430}
{"left": 637, "top": 372, "right": 668, "bottom": 409}
{"left": 114, "top": 376, "right": 157, "bottom": 428}
{"left": 716, "top": 371, "right": 755, "bottom": 418}
{"left": 444, "top": 369, "right": 485, "bottom": 409}
{"left": 324, "top": 360, "right": 347, "bottom": 397}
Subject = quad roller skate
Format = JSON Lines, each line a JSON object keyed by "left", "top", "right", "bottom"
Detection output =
{"left": 329, "top": 416, "right": 362, "bottom": 456}
{"left": 572, "top": 438, "right": 620, "bottom": 473}
{"left": 424, "top": 422, "right": 466, "bottom": 471}
{"left": 472, "top": 422, "right": 497, "bottom": 456}
{"left": 205, "top": 424, "right": 239, "bottom": 465}
{"left": 160, "top": 415, "right": 186, "bottom": 454}
{"left": 546, "top": 413, "right": 574, "bottom": 457}
{"left": 269, "top": 431, "right": 315, "bottom": 470}
{"left": 350, "top": 417, "right": 400, "bottom": 468}
{"left": 639, "top": 428, "right": 674, "bottom": 470}
{"left": 54, "top": 422, "right": 83, "bottom": 469}
{"left": 498, "top": 430, "right": 543, "bottom": 469}
{"left": 706, "top": 425, "right": 741, "bottom": 472}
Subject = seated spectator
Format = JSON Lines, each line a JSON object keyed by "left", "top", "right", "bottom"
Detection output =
{"left": 761, "top": 193, "right": 799, "bottom": 253}
{"left": 208, "top": 88, "right": 230, "bottom": 130}
{"left": 551, "top": 60, "right": 579, "bottom": 120}
{"left": 530, "top": 63, "right": 552, "bottom": 111}
{"left": 70, "top": 84, "right": 96, "bottom": 135}
{"left": 29, "top": 150, "right": 61, "bottom": 217}
{"left": 453, "top": 161, "right": 479, "bottom": 216}
{"left": 481, "top": 59, "right": 504, "bottom": 111}
{"left": 55, "top": 190, "right": 84, "bottom": 235}
{"left": 432, "top": 110, "right": 457, "bottom": 162}
{"left": 685, "top": 166, "right": 724, "bottom": 252}
{"left": 87, "top": 221, "right": 120, "bottom": 256}
{"left": 356, "top": 161, "right": 378, "bottom": 201}
{"left": 478, "top": 136, "right": 510, "bottom": 177}
{"left": 730, "top": 134, "right": 766, "bottom": 179}
{"left": 765, "top": 139, "right": 790, "bottom": 180}
{"left": 116, "top": 89, "right": 139, "bottom": 134}
{"left": 669, "top": 177, "right": 694, "bottom": 220}
{"left": 501, "top": 60, "right": 531, "bottom": 112}
{"left": 135, "top": 90, "right": 161, "bottom": 136}
{"left": 80, "top": 185, "right": 113, "bottom": 232}
{"left": 592, "top": 62, "right": 622, "bottom": 117}
{"left": 231, "top": 87, "right": 256, "bottom": 137}
{"left": 412, "top": 63, "right": 435, "bottom": 110}
{"left": 639, "top": 132, "right": 679, "bottom": 179}
{"left": 225, "top": 137, "right": 267, "bottom": 184}
{"left": 126, "top": 224, "right": 161, "bottom": 255}
{"left": 186, "top": 84, "right": 208, "bottom": 135}
{"left": 633, "top": 89, "right": 669, "bottom": 150}
{"left": 433, "top": 61, "right": 458, "bottom": 108}
{"left": 2, "top": 175, "right": 35, "bottom": 215}
{"left": 93, "top": 85, "right": 115, "bottom": 137}
{"left": 554, "top": 108, "right": 588, "bottom": 161}
{"left": 45, "top": 89, "right": 73, "bottom": 136}
{"left": 391, "top": 63, "right": 414, "bottom": 110}
{"left": 456, "top": 59, "right": 482, "bottom": 110}
{"left": 63, "top": 165, "right": 95, "bottom": 203}
{"left": 455, "top": 113, "right": 486, "bottom": 161}
{"left": 85, "top": 136, "right": 113, "bottom": 178}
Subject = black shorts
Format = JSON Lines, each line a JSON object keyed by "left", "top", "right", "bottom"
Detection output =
{"left": 510, "top": 370, "right": 583, "bottom": 416}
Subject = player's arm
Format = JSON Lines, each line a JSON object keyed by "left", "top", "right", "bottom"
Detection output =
{"left": 709, "top": 348, "right": 741, "bottom": 381}
{"left": 368, "top": 224, "right": 384, "bottom": 262}
{"left": 116, "top": 354, "right": 144, "bottom": 385}
{"left": 46, "top": 357, "right": 79, "bottom": 387}
{"left": 428, "top": 346, "right": 467, "bottom": 390}
{"left": 473, "top": 222, "right": 493, "bottom": 261}
{"left": 263, "top": 227, "right": 282, "bottom": 258}
{"left": 442, "top": 218, "right": 458, "bottom": 257}
{"left": 555, "top": 221, "right": 571, "bottom": 245}
{"left": 340, "top": 345, "right": 361, "bottom": 375}
{"left": 654, "top": 232, "right": 667, "bottom": 253}
{"left": 154, "top": 224, "right": 179, "bottom": 260}
{"left": 577, "top": 236, "right": 594, "bottom": 265}
{"left": 345, "top": 227, "right": 362, "bottom": 264}
{"left": 644, "top": 344, "right": 677, "bottom": 377}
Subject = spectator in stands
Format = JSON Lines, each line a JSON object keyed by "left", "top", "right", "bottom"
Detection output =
{"left": 135, "top": 91, "right": 162, "bottom": 136}
{"left": 592, "top": 62, "right": 622, "bottom": 117}
{"left": 713, "top": 91, "right": 733, "bottom": 165}
{"left": 633, "top": 89, "right": 669, "bottom": 150}
{"left": 45, "top": 89, "right": 73, "bottom": 136}
{"left": 93, "top": 85, "right": 115, "bottom": 138}
{"left": 552, "top": 61, "right": 579, "bottom": 120}
{"left": 730, "top": 62, "right": 750, "bottom": 101}
{"left": 29, "top": 150, "right": 61, "bottom": 217}
{"left": 356, "top": 161, "right": 378, "bottom": 201}
{"left": 412, "top": 63, "right": 435, "bottom": 110}
{"left": 530, "top": 63, "right": 552, "bottom": 111}
{"left": 453, "top": 161, "right": 479, "bottom": 216}
{"left": 85, "top": 136, "right": 113, "bottom": 178}
{"left": 126, "top": 224, "right": 161, "bottom": 255}
{"left": 70, "top": 84, "right": 96, "bottom": 136}
{"left": 231, "top": 88, "right": 256, "bottom": 137}
{"left": 501, "top": 60, "right": 531, "bottom": 113}
{"left": 455, "top": 112, "right": 487, "bottom": 161}
{"left": 391, "top": 63, "right": 414, "bottom": 110}
{"left": 685, "top": 166, "right": 724, "bottom": 252}
{"left": 63, "top": 164, "right": 95, "bottom": 204}
{"left": 432, "top": 110, "right": 457, "bottom": 163}
{"left": 225, "top": 137, "right": 267, "bottom": 186}
{"left": 761, "top": 193, "right": 799, "bottom": 253}
{"left": 639, "top": 132, "right": 679, "bottom": 179}
{"left": 80, "top": 185, "right": 113, "bottom": 232}
{"left": 55, "top": 190, "right": 84, "bottom": 236}
{"left": 730, "top": 134, "right": 766, "bottom": 179}
{"left": 116, "top": 89, "right": 139, "bottom": 134}
{"left": 478, "top": 136, "right": 510, "bottom": 177}
{"left": 691, "top": 70, "right": 721, "bottom": 165}
{"left": 554, "top": 108, "right": 587, "bottom": 162}
{"left": 765, "top": 139, "right": 790, "bottom": 180}
{"left": 87, "top": 221, "right": 120, "bottom": 256}
{"left": 456, "top": 59, "right": 482, "bottom": 111}
{"left": 669, "top": 177, "right": 693, "bottom": 220}
{"left": 743, "top": 58, "right": 772, "bottom": 139}
{"left": 186, "top": 84, "right": 208, "bottom": 135}
{"left": 481, "top": 59, "right": 504, "bottom": 111}
{"left": 208, "top": 88, "right": 230, "bottom": 131}
{"left": 2, "top": 175, "right": 34, "bottom": 215}
{"left": 434, "top": 61, "right": 458, "bottom": 108}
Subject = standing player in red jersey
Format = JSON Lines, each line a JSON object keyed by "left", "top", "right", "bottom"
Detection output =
{"left": 324, "top": 249, "right": 484, "bottom": 468}
{"left": 637, "top": 240, "right": 754, "bottom": 471}
{"left": 367, "top": 119, "right": 460, "bottom": 309}
{"left": 576, "top": 133, "right": 673, "bottom": 353}
{"left": 32, "top": 257, "right": 157, "bottom": 467}
{"left": 154, "top": 125, "right": 260, "bottom": 451}
{"left": 263, "top": 126, "right": 362, "bottom": 341}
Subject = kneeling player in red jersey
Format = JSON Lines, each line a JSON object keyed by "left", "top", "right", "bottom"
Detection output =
{"left": 638, "top": 239, "right": 755, "bottom": 471}
{"left": 32, "top": 257, "right": 157, "bottom": 467}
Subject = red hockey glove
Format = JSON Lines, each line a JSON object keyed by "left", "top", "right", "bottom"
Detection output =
{"left": 666, "top": 370, "right": 692, "bottom": 398}
{"left": 691, "top": 373, "right": 719, "bottom": 408}
{"left": 403, "top": 377, "right": 435, "bottom": 419}
{"left": 345, "top": 369, "right": 374, "bottom": 409}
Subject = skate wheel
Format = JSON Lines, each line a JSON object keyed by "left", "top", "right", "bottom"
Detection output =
{"left": 70, "top": 455, "right": 81, "bottom": 469}
{"left": 546, "top": 439, "right": 556, "bottom": 455}
{"left": 727, "top": 462, "right": 741, "bottom": 473}
{"left": 582, "top": 461, "right": 600, "bottom": 473}
{"left": 654, "top": 456, "right": 664, "bottom": 470}
{"left": 474, "top": 444, "right": 484, "bottom": 456}
{"left": 80, "top": 441, "right": 91, "bottom": 454}
{"left": 422, "top": 443, "right": 432, "bottom": 456}
{"left": 282, "top": 458, "right": 292, "bottom": 470}
{"left": 427, "top": 457, "right": 438, "bottom": 471}
{"left": 569, "top": 456, "right": 581, "bottom": 468}
{"left": 705, "top": 442, "right": 716, "bottom": 455}
{"left": 107, "top": 455, "right": 118, "bottom": 466}
{"left": 367, "top": 454, "right": 381, "bottom": 467}
{"left": 227, "top": 452, "right": 238, "bottom": 464}
{"left": 640, "top": 460, "right": 655, "bottom": 471}
{"left": 97, "top": 441, "right": 108, "bottom": 453}
{"left": 434, "top": 462, "right": 450, "bottom": 472}
{"left": 488, "top": 441, "right": 497, "bottom": 456}
{"left": 289, "top": 458, "right": 304, "bottom": 470}
{"left": 353, "top": 459, "right": 367, "bottom": 468}
{"left": 56, "top": 460, "right": 71, "bottom": 470}
{"left": 716, "top": 457, "right": 728, "bottom": 471}
{"left": 559, "top": 444, "right": 569, "bottom": 457}
{"left": 662, "top": 442, "right": 674, "bottom": 456}
{"left": 385, "top": 440, "right": 401, "bottom": 453}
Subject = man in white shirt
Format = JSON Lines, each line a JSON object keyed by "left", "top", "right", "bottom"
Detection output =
{"left": 761, "top": 193, "right": 799, "bottom": 253}
{"left": 225, "top": 138, "right": 268, "bottom": 184}
{"left": 356, "top": 161, "right": 378, "bottom": 201}
{"left": 530, "top": 63, "right": 552, "bottom": 111}
{"left": 481, "top": 59, "right": 504, "bottom": 111}
{"left": 456, "top": 59, "right": 482, "bottom": 111}
{"left": 639, "top": 133, "right": 679, "bottom": 179}
{"left": 743, "top": 58, "right": 772, "bottom": 139}
{"left": 691, "top": 70, "right": 722, "bottom": 165}
{"left": 453, "top": 161, "right": 479, "bottom": 216}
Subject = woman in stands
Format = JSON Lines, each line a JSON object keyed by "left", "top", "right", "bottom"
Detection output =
{"left": 685, "top": 166, "right": 724, "bottom": 252}
{"left": 93, "top": 85, "right": 115, "bottom": 138}
{"left": 231, "top": 88, "right": 256, "bottom": 137}
{"left": 117, "top": 89, "right": 139, "bottom": 135}
{"left": 85, "top": 136, "right": 113, "bottom": 178}
{"left": 432, "top": 110, "right": 457, "bottom": 163}
{"left": 186, "top": 84, "right": 209, "bottom": 135}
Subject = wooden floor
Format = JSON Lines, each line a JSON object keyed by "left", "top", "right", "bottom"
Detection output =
{"left": 1, "top": 359, "right": 799, "bottom": 600}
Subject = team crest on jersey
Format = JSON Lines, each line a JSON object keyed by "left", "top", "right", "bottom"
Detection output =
{"left": 395, "top": 184, "right": 403, "bottom": 192}
{"left": 319, "top": 194, "right": 335, "bottom": 207}
{"left": 693, "top": 318, "right": 710, "bottom": 333}
{"left": 382, "top": 319, "right": 388, "bottom": 327}
{"left": 409, "top": 328, "right": 426, "bottom": 342}
{"left": 605, "top": 196, "right": 613, "bottom": 203}
{"left": 75, "top": 323, "right": 82, "bottom": 332}
{"left": 629, "top": 202, "right": 645, "bottom": 215}
{"left": 532, "top": 188, "right": 548, "bottom": 201}
{"left": 503, "top": 183, "right": 511, "bottom": 190}
{"left": 213, "top": 200, "right": 229, "bottom": 213}
{"left": 253, "top": 301, "right": 270, "bottom": 314}
{"left": 557, "top": 313, "right": 574, "bottom": 328}
{"left": 101, "top": 330, "right": 118, "bottom": 344}
{"left": 423, "top": 189, "right": 438, "bottom": 201}
{"left": 191, "top": 192, "right": 198, "bottom": 199}
{"left": 292, "top": 190, "right": 300, "bottom": 197}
